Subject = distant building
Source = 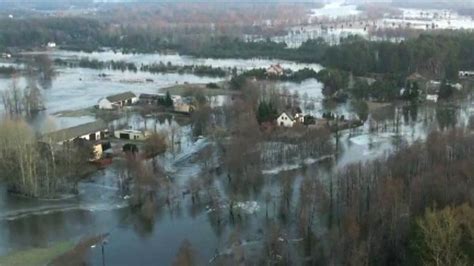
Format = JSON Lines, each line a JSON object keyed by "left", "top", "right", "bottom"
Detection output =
{"left": 276, "top": 112, "right": 295, "bottom": 127}
{"left": 114, "top": 129, "right": 150, "bottom": 141}
{"left": 138, "top": 93, "right": 166, "bottom": 105}
{"left": 266, "top": 64, "right": 284, "bottom": 77}
{"left": 450, "top": 83, "right": 463, "bottom": 90}
{"left": 426, "top": 94, "right": 439, "bottom": 103}
{"left": 98, "top": 91, "right": 138, "bottom": 110}
{"left": 40, "top": 120, "right": 109, "bottom": 145}
{"left": 47, "top": 42, "right": 56, "bottom": 48}
{"left": 294, "top": 112, "right": 305, "bottom": 124}
{"left": 1, "top": 53, "right": 11, "bottom": 59}
{"left": 459, "top": 70, "right": 474, "bottom": 78}
{"left": 174, "top": 102, "right": 195, "bottom": 113}
{"left": 173, "top": 96, "right": 195, "bottom": 114}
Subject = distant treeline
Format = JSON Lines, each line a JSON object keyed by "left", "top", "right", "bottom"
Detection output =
{"left": 189, "top": 33, "right": 474, "bottom": 81}
{"left": 0, "top": 66, "right": 17, "bottom": 75}
{"left": 2, "top": 17, "right": 474, "bottom": 80}
{"left": 54, "top": 58, "right": 228, "bottom": 77}
{"left": 230, "top": 67, "right": 320, "bottom": 90}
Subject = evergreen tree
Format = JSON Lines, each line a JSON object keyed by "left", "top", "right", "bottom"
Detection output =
{"left": 257, "top": 101, "right": 277, "bottom": 124}
{"left": 165, "top": 91, "right": 173, "bottom": 107}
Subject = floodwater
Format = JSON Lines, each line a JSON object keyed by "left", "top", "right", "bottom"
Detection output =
{"left": 310, "top": 0, "right": 361, "bottom": 19}
{"left": 0, "top": 50, "right": 323, "bottom": 130}
{"left": 21, "top": 50, "right": 324, "bottom": 72}
{"left": 256, "top": 2, "right": 474, "bottom": 48}
{"left": 0, "top": 50, "right": 473, "bottom": 264}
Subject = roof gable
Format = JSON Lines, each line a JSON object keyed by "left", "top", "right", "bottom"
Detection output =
{"left": 278, "top": 112, "right": 294, "bottom": 121}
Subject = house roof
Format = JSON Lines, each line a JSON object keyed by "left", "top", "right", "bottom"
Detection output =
{"left": 278, "top": 112, "right": 295, "bottom": 121}
{"left": 139, "top": 93, "right": 165, "bottom": 100}
{"left": 106, "top": 91, "right": 136, "bottom": 103}
{"left": 41, "top": 120, "right": 108, "bottom": 143}
{"left": 267, "top": 64, "right": 284, "bottom": 73}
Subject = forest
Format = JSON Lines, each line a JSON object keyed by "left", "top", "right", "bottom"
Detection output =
{"left": 2, "top": 16, "right": 473, "bottom": 83}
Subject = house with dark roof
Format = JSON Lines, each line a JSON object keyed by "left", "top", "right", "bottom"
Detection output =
{"left": 40, "top": 120, "right": 109, "bottom": 145}
{"left": 138, "top": 93, "right": 166, "bottom": 105}
{"left": 276, "top": 112, "right": 296, "bottom": 127}
{"left": 98, "top": 91, "right": 138, "bottom": 110}
{"left": 266, "top": 64, "right": 284, "bottom": 77}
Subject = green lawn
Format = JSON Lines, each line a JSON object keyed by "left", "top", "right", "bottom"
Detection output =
{"left": 0, "top": 241, "right": 75, "bottom": 266}
{"left": 160, "top": 83, "right": 240, "bottom": 96}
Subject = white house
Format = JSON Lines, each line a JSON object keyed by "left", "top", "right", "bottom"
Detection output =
{"left": 276, "top": 112, "right": 295, "bottom": 127}
{"left": 459, "top": 70, "right": 474, "bottom": 78}
{"left": 450, "top": 83, "right": 463, "bottom": 91}
{"left": 174, "top": 102, "right": 195, "bottom": 113}
{"left": 114, "top": 129, "right": 150, "bottom": 141}
{"left": 426, "top": 94, "right": 439, "bottom": 102}
{"left": 47, "top": 42, "right": 56, "bottom": 48}
{"left": 172, "top": 96, "right": 195, "bottom": 113}
{"left": 294, "top": 112, "right": 305, "bottom": 123}
{"left": 98, "top": 91, "right": 138, "bottom": 110}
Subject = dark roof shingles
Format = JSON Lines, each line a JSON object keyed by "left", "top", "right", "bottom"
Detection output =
{"left": 41, "top": 120, "right": 108, "bottom": 143}
{"left": 106, "top": 91, "right": 136, "bottom": 103}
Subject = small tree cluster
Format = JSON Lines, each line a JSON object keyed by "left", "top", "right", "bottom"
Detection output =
{"left": 256, "top": 100, "right": 277, "bottom": 124}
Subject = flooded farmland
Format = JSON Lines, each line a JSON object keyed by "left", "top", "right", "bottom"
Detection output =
{"left": 1, "top": 47, "right": 473, "bottom": 264}
{"left": 1, "top": 0, "right": 474, "bottom": 263}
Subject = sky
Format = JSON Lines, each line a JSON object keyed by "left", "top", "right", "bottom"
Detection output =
{"left": 1, "top": 0, "right": 472, "bottom": 10}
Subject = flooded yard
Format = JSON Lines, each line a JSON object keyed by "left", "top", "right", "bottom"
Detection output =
{"left": 0, "top": 49, "right": 473, "bottom": 264}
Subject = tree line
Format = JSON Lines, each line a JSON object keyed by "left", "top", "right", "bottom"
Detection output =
{"left": 3, "top": 16, "right": 473, "bottom": 82}
{"left": 54, "top": 58, "right": 228, "bottom": 77}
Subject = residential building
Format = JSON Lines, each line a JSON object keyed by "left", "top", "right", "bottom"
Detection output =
{"left": 173, "top": 96, "right": 195, "bottom": 114}
{"left": 276, "top": 112, "right": 295, "bottom": 127}
{"left": 138, "top": 93, "right": 166, "bottom": 105}
{"left": 98, "top": 91, "right": 138, "bottom": 110}
{"left": 294, "top": 112, "right": 305, "bottom": 123}
{"left": 174, "top": 102, "right": 195, "bottom": 113}
{"left": 426, "top": 94, "right": 439, "bottom": 102}
{"left": 40, "top": 120, "right": 109, "bottom": 145}
{"left": 114, "top": 129, "right": 150, "bottom": 141}
{"left": 266, "top": 64, "right": 284, "bottom": 76}
{"left": 459, "top": 70, "right": 474, "bottom": 78}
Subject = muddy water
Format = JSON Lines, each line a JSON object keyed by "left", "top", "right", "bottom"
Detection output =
{"left": 0, "top": 52, "right": 473, "bottom": 264}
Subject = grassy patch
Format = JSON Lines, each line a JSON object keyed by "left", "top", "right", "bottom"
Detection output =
{"left": 53, "top": 107, "right": 96, "bottom": 117}
{"left": 366, "top": 101, "right": 392, "bottom": 112}
{"left": 0, "top": 240, "right": 75, "bottom": 266}
{"left": 160, "top": 82, "right": 240, "bottom": 96}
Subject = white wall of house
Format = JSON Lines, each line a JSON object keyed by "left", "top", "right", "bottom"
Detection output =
{"left": 426, "top": 94, "right": 439, "bottom": 102}
{"left": 277, "top": 113, "right": 295, "bottom": 127}
{"left": 98, "top": 98, "right": 114, "bottom": 109}
{"left": 174, "top": 102, "right": 194, "bottom": 113}
{"left": 57, "top": 131, "right": 103, "bottom": 145}
{"left": 459, "top": 71, "right": 474, "bottom": 77}
{"left": 114, "top": 130, "right": 149, "bottom": 141}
